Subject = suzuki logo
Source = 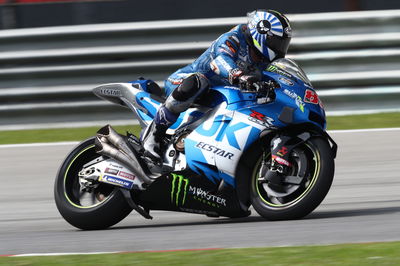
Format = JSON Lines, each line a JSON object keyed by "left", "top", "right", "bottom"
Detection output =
{"left": 195, "top": 115, "right": 260, "bottom": 150}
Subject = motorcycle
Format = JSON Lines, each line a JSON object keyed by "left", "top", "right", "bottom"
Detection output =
{"left": 54, "top": 58, "right": 337, "bottom": 230}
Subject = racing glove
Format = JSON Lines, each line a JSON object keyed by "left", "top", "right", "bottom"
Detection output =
{"left": 228, "top": 68, "right": 260, "bottom": 90}
{"left": 228, "top": 68, "right": 244, "bottom": 85}
{"left": 238, "top": 75, "right": 260, "bottom": 91}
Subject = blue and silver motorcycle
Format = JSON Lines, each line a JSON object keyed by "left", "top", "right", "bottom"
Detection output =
{"left": 54, "top": 58, "right": 337, "bottom": 230}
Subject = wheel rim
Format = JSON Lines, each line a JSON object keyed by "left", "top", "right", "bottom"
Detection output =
{"left": 253, "top": 142, "right": 321, "bottom": 209}
{"left": 63, "top": 145, "right": 116, "bottom": 209}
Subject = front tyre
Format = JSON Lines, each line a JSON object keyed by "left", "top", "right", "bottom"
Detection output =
{"left": 250, "top": 137, "right": 334, "bottom": 220}
{"left": 54, "top": 137, "right": 133, "bottom": 230}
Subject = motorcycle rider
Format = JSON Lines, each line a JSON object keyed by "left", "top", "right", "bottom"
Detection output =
{"left": 142, "top": 9, "right": 292, "bottom": 161}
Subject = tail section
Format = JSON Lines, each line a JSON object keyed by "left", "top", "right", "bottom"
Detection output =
{"left": 93, "top": 82, "right": 163, "bottom": 127}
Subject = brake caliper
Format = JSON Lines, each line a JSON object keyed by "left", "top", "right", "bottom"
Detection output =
{"left": 262, "top": 135, "right": 299, "bottom": 192}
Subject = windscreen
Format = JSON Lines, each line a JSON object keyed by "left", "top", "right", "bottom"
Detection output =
{"left": 269, "top": 58, "right": 312, "bottom": 87}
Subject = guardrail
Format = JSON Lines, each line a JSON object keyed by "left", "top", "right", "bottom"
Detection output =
{"left": 0, "top": 9, "right": 400, "bottom": 129}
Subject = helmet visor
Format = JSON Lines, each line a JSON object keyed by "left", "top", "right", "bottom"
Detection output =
{"left": 267, "top": 35, "right": 291, "bottom": 58}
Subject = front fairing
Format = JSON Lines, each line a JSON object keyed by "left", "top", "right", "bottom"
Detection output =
{"left": 262, "top": 58, "right": 326, "bottom": 129}
{"left": 257, "top": 71, "right": 326, "bottom": 130}
{"left": 184, "top": 60, "right": 326, "bottom": 187}
{"left": 205, "top": 75, "right": 326, "bottom": 131}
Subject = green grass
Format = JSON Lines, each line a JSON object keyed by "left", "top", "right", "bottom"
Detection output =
{"left": 0, "top": 112, "right": 399, "bottom": 145}
{"left": 326, "top": 112, "right": 400, "bottom": 130}
{"left": 0, "top": 125, "right": 141, "bottom": 145}
{"left": 1, "top": 242, "right": 400, "bottom": 265}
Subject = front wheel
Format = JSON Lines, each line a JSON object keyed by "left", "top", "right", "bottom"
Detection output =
{"left": 250, "top": 137, "right": 335, "bottom": 220}
{"left": 54, "top": 137, "right": 133, "bottom": 230}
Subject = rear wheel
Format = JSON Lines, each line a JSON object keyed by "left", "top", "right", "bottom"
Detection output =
{"left": 54, "top": 138, "right": 133, "bottom": 230}
{"left": 250, "top": 137, "right": 334, "bottom": 220}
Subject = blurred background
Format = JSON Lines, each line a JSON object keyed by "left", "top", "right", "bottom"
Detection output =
{"left": 1, "top": 0, "right": 400, "bottom": 29}
{"left": 1, "top": 2, "right": 400, "bottom": 258}
{"left": 0, "top": 0, "right": 399, "bottom": 129}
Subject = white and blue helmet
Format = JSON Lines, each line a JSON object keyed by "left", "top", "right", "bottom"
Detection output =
{"left": 246, "top": 10, "right": 292, "bottom": 61}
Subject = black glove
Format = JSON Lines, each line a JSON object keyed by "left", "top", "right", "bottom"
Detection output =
{"left": 228, "top": 68, "right": 244, "bottom": 85}
{"left": 238, "top": 75, "right": 260, "bottom": 91}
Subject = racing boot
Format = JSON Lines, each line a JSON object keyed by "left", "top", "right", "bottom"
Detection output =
{"left": 141, "top": 105, "right": 178, "bottom": 162}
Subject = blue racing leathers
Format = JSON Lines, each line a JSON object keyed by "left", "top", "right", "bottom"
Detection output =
{"left": 142, "top": 24, "right": 271, "bottom": 160}
{"left": 164, "top": 24, "right": 270, "bottom": 96}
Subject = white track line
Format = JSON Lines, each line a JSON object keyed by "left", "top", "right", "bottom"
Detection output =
{"left": 0, "top": 120, "right": 139, "bottom": 131}
{"left": 10, "top": 251, "right": 121, "bottom": 257}
{"left": 0, "top": 141, "right": 79, "bottom": 149}
{"left": 4, "top": 247, "right": 223, "bottom": 257}
{"left": 329, "top": 127, "right": 400, "bottom": 133}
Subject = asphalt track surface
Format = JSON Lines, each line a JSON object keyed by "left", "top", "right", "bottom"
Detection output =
{"left": 1, "top": 129, "right": 399, "bottom": 255}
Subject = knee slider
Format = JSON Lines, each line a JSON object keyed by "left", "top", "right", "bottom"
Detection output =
{"left": 172, "top": 73, "right": 206, "bottom": 101}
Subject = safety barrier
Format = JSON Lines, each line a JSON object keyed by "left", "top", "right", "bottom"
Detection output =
{"left": 0, "top": 9, "right": 399, "bottom": 129}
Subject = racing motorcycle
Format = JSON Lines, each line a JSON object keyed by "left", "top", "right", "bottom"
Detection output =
{"left": 54, "top": 58, "right": 337, "bottom": 230}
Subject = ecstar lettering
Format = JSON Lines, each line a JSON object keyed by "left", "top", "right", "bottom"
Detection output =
{"left": 100, "top": 88, "right": 122, "bottom": 97}
{"left": 196, "top": 142, "right": 234, "bottom": 159}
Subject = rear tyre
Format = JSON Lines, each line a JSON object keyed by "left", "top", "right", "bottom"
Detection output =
{"left": 250, "top": 137, "right": 334, "bottom": 220}
{"left": 54, "top": 137, "right": 133, "bottom": 230}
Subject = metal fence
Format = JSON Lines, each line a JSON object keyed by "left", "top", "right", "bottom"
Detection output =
{"left": 1, "top": 9, "right": 400, "bottom": 129}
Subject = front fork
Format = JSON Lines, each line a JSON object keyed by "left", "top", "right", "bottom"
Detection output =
{"left": 259, "top": 130, "right": 337, "bottom": 193}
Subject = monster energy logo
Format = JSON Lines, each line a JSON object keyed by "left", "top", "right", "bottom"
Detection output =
{"left": 171, "top": 173, "right": 189, "bottom": 206}
{"left": 266, "top": 65, "right": 292, "bottom": 78}
{"left": 267, "top": 65, "right": 278, "bottom": 72}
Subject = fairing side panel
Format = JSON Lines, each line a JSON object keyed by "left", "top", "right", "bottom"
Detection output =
{"left": 136, "top": 169, "right": 250, "bottom": 218}
{"left": 184, "top": 102, "right": 269, "bottom": 188}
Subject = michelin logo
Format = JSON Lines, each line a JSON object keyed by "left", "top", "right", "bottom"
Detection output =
{"left": 103, "top": 175, "right": 133, "bottom": 189}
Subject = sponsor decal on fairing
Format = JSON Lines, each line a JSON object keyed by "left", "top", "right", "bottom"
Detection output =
{"left": 170, "top": 173, "right": 227, "bottom": 208}
{"left": 278, "top": 77, "right": 294, "bottom": 86}
{"left": 266, "top": 65, "right": 292, "bottom": 78}
{"left": 283, "top": 88, "right": 305, "bottom": 112}
{"left": 99, "top": 88, "right": 122, "bottom": 97}
{"left": 105, "top": 167, "right": 119, "bottom": 175}
{"left": 185, "top": 103, "right": 263, "bottom": 183}
{"left": 304, "top": 89, "right": 320, "bottom": 105}
{"left": 118, "top": 171, "right": 136, "bottom": 180}
{"left": 170, "top": 173, "right": 189, "bottom": 206}
{"left": 248, "top": 109, "right": 275, "bottom": 128}
{"left": 109, "top": 163, "right": 123, "bottom": 169}
{"left": 189, "top": 186, "right": 227, "bottom": 207}
{"left": 102, "top": 175, "right": 134, "bottom": 189}
{"left": 196, "top": 142, "right": 234, "bottom": 159}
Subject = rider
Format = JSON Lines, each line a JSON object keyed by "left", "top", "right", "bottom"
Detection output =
{"left": 142, "top": 9, "right": 292, "bottom": 160}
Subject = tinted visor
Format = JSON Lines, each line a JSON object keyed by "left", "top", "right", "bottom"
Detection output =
{"left": 267, "top": 35, "right": 291, "bottom": 58}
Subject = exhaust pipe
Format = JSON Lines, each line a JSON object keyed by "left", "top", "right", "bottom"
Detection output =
{"left": 97, "top": 125, "right": 134, "bottom": 158}
{"left": 95, "top": 125, "right": 153, "bottom": 185}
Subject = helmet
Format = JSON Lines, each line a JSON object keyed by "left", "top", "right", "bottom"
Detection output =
{"left": 246, "top": 10, "right": 292, "bottom": 61}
